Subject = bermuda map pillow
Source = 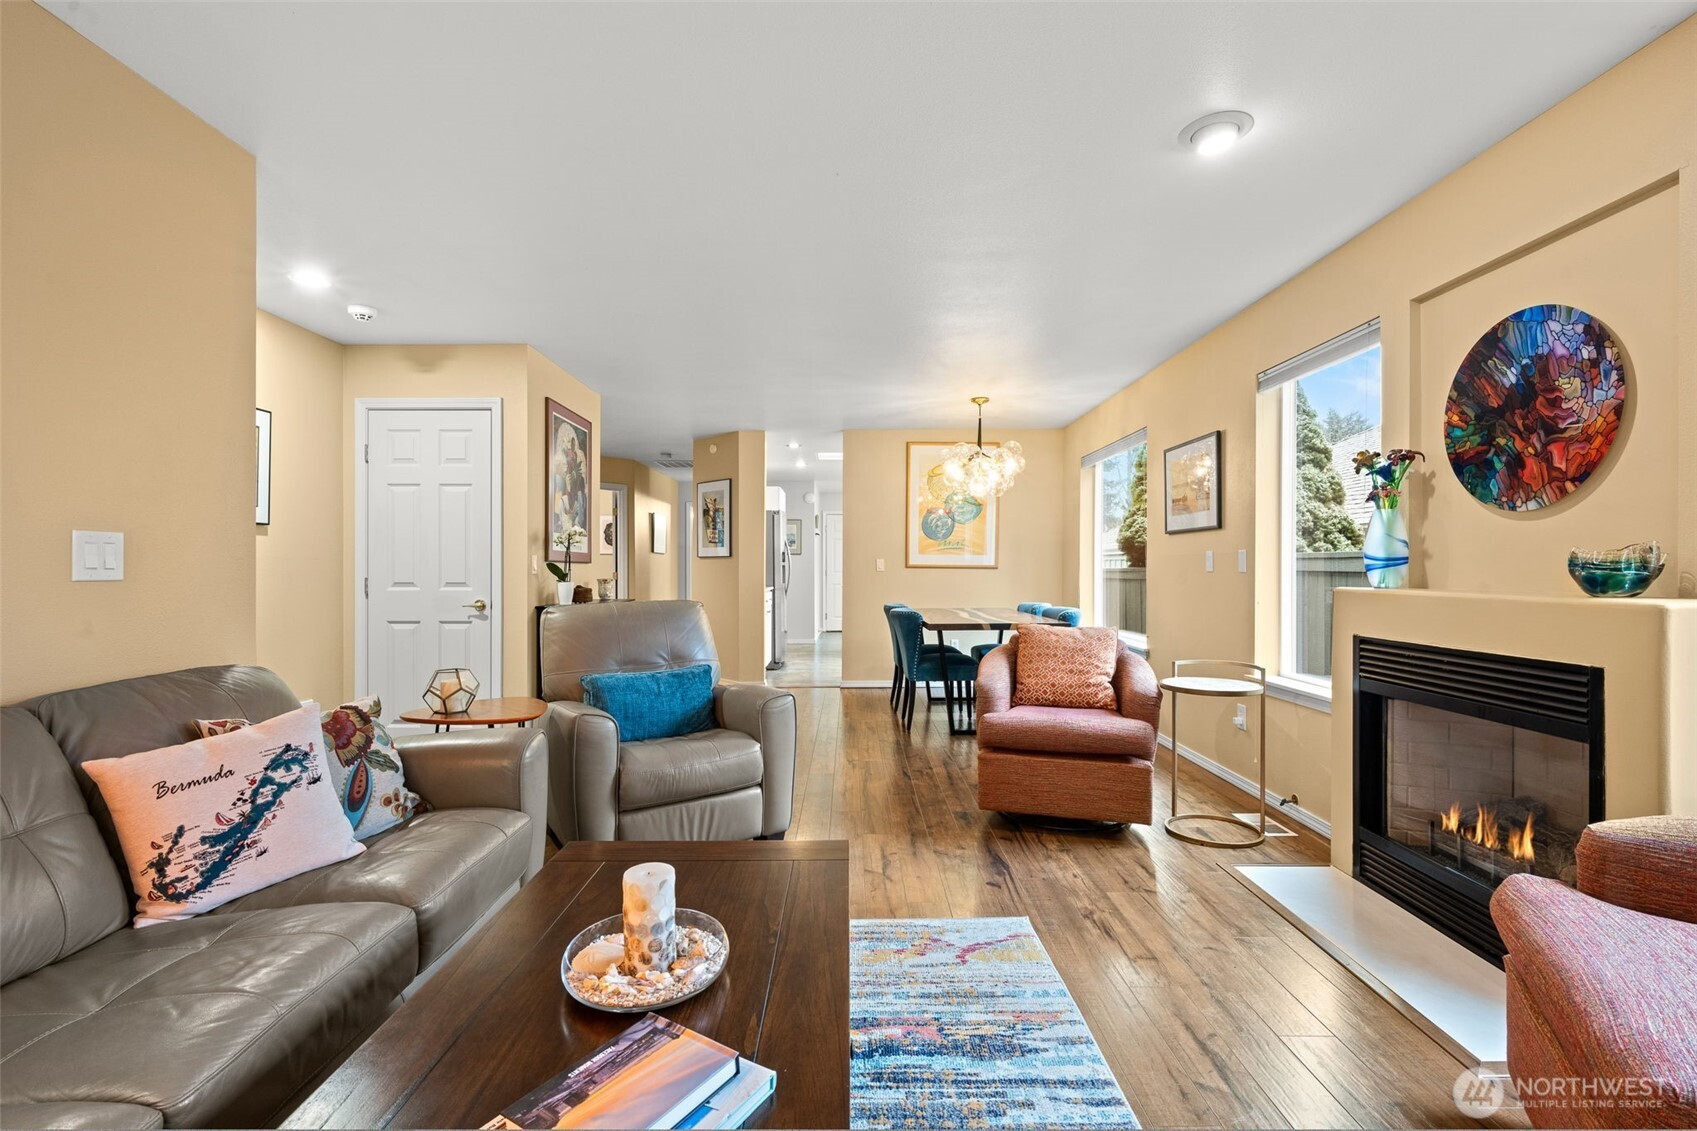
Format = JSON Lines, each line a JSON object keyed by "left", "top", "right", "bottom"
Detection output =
{"left": 85, "top": 702, "right": 363, "bottom": 926}
{"left": 194, "top": 697, "right": 420, "bottom": 839}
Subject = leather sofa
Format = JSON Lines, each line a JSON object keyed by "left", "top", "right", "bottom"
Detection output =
{"left": 1490, "top": 816, "right": 1697, "bottom": 1129}
{"left": 974, "top": 636, "right": 1161, "bottom": 825}
{"left": 537, "top": 600, "right": 796, "bottom": 841}
{"left": 0, "top": 665, "right": 546, "bottom": 1130}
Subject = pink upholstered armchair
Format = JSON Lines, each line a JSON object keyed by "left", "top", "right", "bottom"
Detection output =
{"left": 974, "top": 637, "right": 1161, "bottom": 825}
{"left": 1490, "top": 816, "right": 1697, "bottom": 1129}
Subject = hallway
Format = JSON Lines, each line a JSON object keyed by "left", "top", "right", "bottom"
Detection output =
{"left": 767, "top": 631, "right": 841, "bottom": 688}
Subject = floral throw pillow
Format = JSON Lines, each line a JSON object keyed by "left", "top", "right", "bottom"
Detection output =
{"left": 194, "top": 697, "right": 420, "bottom": 839}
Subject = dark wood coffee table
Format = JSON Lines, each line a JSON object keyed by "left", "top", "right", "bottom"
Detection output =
{"left": 286, "top": 840, "right": 849, "bottom": 1130}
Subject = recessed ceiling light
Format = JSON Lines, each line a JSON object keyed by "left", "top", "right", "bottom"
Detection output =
{"left": 287, "top": 266, "right": 332, "bottom": 290}
{"left": 1179, "top": 110, "right": 1254, "bottom": 157}
{"left": 786, "top": 441, "right": 800, "bottom": 449}
{"left": 795, "top": 458, "right": 807, "bottom": 469}
{"left": 817, "top": 452, "right": 843, "bottom": 461}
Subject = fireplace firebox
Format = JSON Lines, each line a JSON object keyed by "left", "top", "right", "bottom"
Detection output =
{"left": 1353, "top": 637, "right": 1603, "bottom": 965}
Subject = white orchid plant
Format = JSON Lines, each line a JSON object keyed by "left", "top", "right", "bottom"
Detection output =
{"left": 547, "top": 525, "right": 587, "bottom": 583}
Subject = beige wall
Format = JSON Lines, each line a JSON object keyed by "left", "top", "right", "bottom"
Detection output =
{"left": 255, "top": 313, "right": 344, "bottom": 704}
{"left": 1061, "top": 17, "right": 1697, "bottom": 831}
{"left": 602, "top": 457, "right": 680, "bottom": 602}
{"left": 691, "top": 432, "right": 767, "bottom": 682}
{"left": 1, "top": 3, "right": 257, "bottom": 703}
{"left": 841, "top": 429, "right": 1066, "bottom": 682}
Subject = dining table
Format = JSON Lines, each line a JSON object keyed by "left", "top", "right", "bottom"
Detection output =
{"left": 909, "top": 606, "right": 1068, "bottom": 735}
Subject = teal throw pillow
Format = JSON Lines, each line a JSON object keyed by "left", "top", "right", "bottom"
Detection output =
{"left": 581, "top": 664, "right": 717, "bottom": 742}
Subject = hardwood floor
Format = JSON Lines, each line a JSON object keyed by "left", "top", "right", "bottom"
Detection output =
{"left": 766, "top": 631, "right": 842, "bottom": 688}
{"left": 785, "top": 687, "right": 1527, "bottom": 1130}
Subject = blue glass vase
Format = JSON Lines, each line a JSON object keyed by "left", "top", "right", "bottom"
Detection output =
{"left": 1363, "top": 503, "right": 1409, "bottom": 589}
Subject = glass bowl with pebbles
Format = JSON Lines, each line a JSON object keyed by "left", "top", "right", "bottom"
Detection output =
{"left": 561, "top": 909, "right": 729, "bottom": 1013}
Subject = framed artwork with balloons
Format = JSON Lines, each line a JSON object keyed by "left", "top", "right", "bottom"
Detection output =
{"left": 907, "top": 441, "right": 1000, "bottom": 568}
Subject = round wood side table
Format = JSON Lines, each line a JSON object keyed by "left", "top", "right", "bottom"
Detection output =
{"left": 1160, "top": 660, "right": 1267, "bottom": 848}
{"left": 398, "top": 696, "right": 547, "bottom": 733}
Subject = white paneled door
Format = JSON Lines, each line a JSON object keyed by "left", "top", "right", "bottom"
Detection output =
{"left": 823, "top": 511, "right": 844, "bottom": 631}
{"left": 361, "top": 403, "right": 499, "bottom": 718}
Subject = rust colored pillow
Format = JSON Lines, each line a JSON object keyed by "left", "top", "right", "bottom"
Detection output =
{"left": 1011, "top": 624, "right": 1119, "bottom": 709}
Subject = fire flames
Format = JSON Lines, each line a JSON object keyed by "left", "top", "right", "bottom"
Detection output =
{"left": 1439, "top": 802, "right": 1535, "bottom": 862}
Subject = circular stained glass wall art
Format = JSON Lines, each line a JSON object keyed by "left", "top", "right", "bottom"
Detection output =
{"left": 1444, "top": 304, "right": 1626, "bottom": 511}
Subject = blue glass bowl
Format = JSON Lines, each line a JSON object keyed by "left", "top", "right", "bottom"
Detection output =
{"left": 1567, "top": 543, "right": 1664, "bottom": 598}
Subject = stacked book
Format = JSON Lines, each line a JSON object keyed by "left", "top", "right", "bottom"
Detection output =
{"left": 483, "top": 1014, "right": 775, "bottom": 1130}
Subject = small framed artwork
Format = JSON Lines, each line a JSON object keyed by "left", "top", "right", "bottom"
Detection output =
{"left": 697, "top": 478, "right": 732, "bottom": 558}
{"left": 254, "top": 408, "right": 272, "bottom": 525}
{"left": 651, "top": 509, "right": 669, "bottom": 555}
{"left": 1164, "top": 430, "right": 1222, "bottom": 533}
{"left": 906, "top": 440, "right": 998, "bottom": 568}
{"left": 785, "top": 519, "right": 803, "bottom": 556}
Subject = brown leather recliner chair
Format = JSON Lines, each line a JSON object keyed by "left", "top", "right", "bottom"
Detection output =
{"left": 538, "top": 600, "right": 796, "bottom": 841}
{"left": 974, "top": 637, "right": 1162, "bottom": 825}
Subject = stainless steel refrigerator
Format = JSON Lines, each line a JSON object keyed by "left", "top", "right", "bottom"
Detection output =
{"left": 766, "top": 489, "right": 789, "bottom": 670}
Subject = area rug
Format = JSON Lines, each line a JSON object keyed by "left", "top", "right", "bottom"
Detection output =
{"left": 849, "top": 917, "right": 1139, "bottom": 1129}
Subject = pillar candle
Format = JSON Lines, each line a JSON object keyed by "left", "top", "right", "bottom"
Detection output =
{"left": 621, "top": 862, "right": 677, "bottom": 976}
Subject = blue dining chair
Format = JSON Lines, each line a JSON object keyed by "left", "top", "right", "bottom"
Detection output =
{"left": 891, "top": 608, "right": 977, "bottom": 732}
{"left": 885, "top": 603, "right": 956, "bottom": 710}
{"left": 971, "top": 602, "right": 1084, "bottom": 662}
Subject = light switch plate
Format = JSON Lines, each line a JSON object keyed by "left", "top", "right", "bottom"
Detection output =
{"left": 1238, "top": 549, "right": 1248, "bottom": 572}
{"left": 72, "top": 530, "right": 124, "bottom": 581}
{"left": 1204, "top": 550, "right": 1214, "bottom": 572}
{"left": 876, "top": 558, "right": 885, "bottom": 572}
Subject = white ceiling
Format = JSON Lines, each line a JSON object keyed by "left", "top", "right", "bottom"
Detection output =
{"left": 45, "top": 2, "right": 1693, "bottom": 466}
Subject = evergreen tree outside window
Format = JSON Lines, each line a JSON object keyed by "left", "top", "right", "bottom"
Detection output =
{"left": 1261, "top": 328, "right": 1381, "bottom": 685}
{"left": 1086, "top": 431, "right": 1148, "bottom": 643}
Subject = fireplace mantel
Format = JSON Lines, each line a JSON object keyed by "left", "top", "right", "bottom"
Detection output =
{"left": 1328, "top": 589, "right": 1697, "bottom": 872}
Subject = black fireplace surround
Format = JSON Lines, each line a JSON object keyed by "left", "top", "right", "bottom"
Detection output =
{"left": 1353, "top": 636, "right": 1604, "bottom": 965}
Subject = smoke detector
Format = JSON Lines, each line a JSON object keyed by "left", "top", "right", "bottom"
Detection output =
{"left": 347, "top": 304, "right": 377, "bottom": 322}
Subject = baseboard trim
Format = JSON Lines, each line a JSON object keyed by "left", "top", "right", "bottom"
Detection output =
{"left": 1156, "top": 733, "right": 1331, "bottom": 839}
{"left": 838, "top": 680, "right": 890, "bottom": 689}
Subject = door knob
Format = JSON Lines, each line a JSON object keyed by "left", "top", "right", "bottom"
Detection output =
{"left": 463, "top": 599, "right": 488, "bottom": 613}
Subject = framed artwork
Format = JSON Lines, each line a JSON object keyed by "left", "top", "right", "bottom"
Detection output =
{"left": 1164, "top": 430, "right": 1222, "bottom": 533}
{"left": 785, "top": 518, "right": 803, "bottom": 556}
{"left": 697, "top": 478, "right": 732, "bottom": 558}
{"left": 651, "top": 509, "right": 669, "bottom": 555}
{"left": 254, "top": 408, "right": 272, "bottom": 525}
{"left": 545, "top": 399, "right": 593, "bottom": 564}
{"left": 906, "top": 441, "right": 998, "bottom": 568}
{"left": 1445, "top": 304, "right": 1625, "bottom": 511}
{"left": 597, "top": 488, "right": 617, "bottom": 556}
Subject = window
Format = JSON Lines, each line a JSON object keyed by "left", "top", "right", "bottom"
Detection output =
{"left": 1259, "top": 321, "right": 1382, "bottom": 684}
{"left": 1085, "top": 430, "right": 1148, "bottom": 645}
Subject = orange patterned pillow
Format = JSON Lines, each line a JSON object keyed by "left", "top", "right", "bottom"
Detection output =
{"left": 1011, "top": 625, "right": 1119, "bottom": 709}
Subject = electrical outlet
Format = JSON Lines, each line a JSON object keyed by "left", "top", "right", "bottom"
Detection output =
{"left": 876, "top": 558, "right": 885, "bottom": 572}
{"left": 1233, "top": 704, "right": 1247, "bottom": 731}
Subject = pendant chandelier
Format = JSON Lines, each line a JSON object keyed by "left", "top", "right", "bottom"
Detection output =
{"left": 940, "top": 397, "right": 1025, "bottom": 498}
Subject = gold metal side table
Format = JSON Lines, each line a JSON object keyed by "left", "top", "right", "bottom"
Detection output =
{"left": 1160, "top": 659, "right": 1267, "bottom": 848}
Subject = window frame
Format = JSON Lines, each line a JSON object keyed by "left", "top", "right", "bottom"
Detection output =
{"left": 1259, "top": 320, "right": 1381, "bottom": 697}
{"left": 1084, "top": 429, "right": 1149, "bottom": 652}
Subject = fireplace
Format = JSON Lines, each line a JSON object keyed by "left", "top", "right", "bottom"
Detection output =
{"left": 1353, "top": 637, "right": 1604, "bottom": 965}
